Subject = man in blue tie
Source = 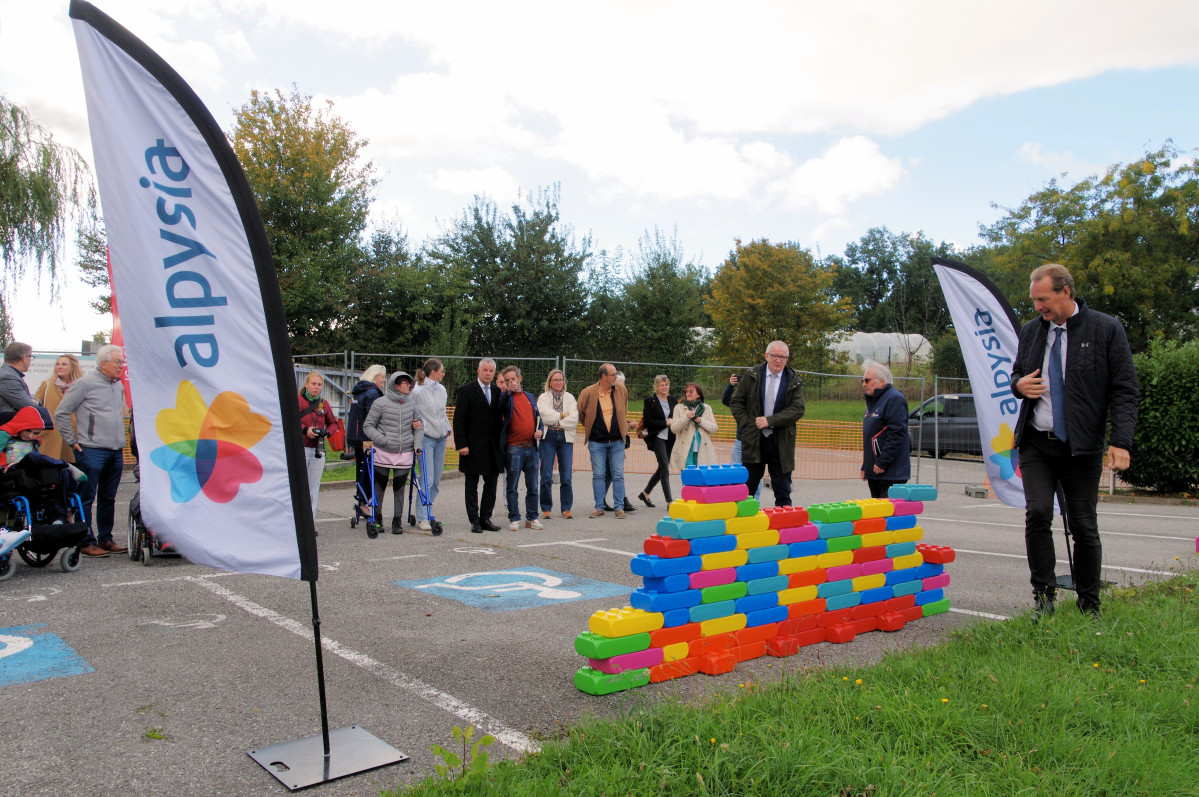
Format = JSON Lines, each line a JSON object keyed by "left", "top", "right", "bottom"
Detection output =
{"left": 454, "top": 358, "right": 504, "bottom": 534}
{"left": 730, "top": 340, "right": 806, "bottom": 507}
{"left": 1012, "top": 264, "right": 1139, "bottom": 619}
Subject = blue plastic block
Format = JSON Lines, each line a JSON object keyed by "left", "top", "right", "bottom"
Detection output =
{"left": 815, "top": 521, "right": 855, "bottom": 539}
{"left": 914, "top": 588, "right": 945, "bottom": 606}
{"left": 689, "top": 599, "right": 736, "bottom": 623}
{"left": 747, "top": 544, "right": 789, "bottom": 564}
{"left": 689, "top": 534, "right": 738, "bottom": 556}
{"left": 746, "top": 575, "right": 789, "bottom": 596}
{"left": 661, "top": 607, "right": 692, "bottom": 628}
{"left": 824, "top": 591, "right": 862, "bottom": 611}
{"left": 913, "top": 563, "right": 945, "bottom": 580}
{"left": 642, "top": 573, "right": 691, "bottom": 593}
{"left": 888, "top": 484, "right": 938, "bottom": 501}
{"left": 630, "top": 554, "right": 703, "bottom": 578}
{"left": 630, "top": 588, "right": 702, "bottom": 613}
{"left": 816, "top": 579, "right": 853, "bottom": 598}
{"left": 680, "top": 464, "right": 751, "bottom": 486}
{"left": 891, "top": 579, "right": 923, "bottom": 597}
{"left": 745, "top": 605, "right": 789, "bottom": 627}
{"left": 735, "top": 561, "right": 779, "bottom": 582}
{"left": 885, "top": 514, "right": 918, "bottom": 530}
{"left": 885, "top": 541, "right": 917, "bottom": 558}
{"left": 860, "top": 586, "right": 894, "bottom": 604}
{"left": 655, "top": 518, "right": 727, "bottom": 540}
{"left": 788, "top": 539, "right": 828, "bottom": 558}
{"left": 735, "top": 592, "right": 779, "bottom": 614}
{"left": 885, "top": 567, "right": 919, "bottom": 585}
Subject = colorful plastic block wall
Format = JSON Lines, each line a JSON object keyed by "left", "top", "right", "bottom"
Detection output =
{"left": 574, "top": 466, "right": 956, "bottom": 695}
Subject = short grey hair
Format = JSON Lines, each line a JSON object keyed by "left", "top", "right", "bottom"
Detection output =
{"left": 862, "top": 359, "right": 892, "bottom": 385}
{"left": 97, "top": 344, "right": 124, "bottom": 364}
{"left": 361, "top": 364, "right": 386, "bottom": 382}
{"left": 501, "top": 365, "right": 521, "bottom": 378}
{"left": 479, "top": 357, "right": 496, "bottom": 369}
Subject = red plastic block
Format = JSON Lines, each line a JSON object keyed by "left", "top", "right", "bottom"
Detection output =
{"left": 877, "top": 612, "right": 907, "bottom": 632}
{"left": 898, "top": 606, "right": 924, "bottom": 623}
{"left": 826, "top": 623, "right": 857, "bottom": 643}
{"left": 734, "top": 640, "right": 767, "bottom": 662}
{"left": 733, "top": 623, "right": 779, "bottom": 646}
{"left": 787, "top": 599, "right": 826, "bottom": 620}
{"left": 917, "top": 544, "right": 956, "bottom": 564}
{"left": 849, "top": 616, "right": 877, "bottom": 634}
{"left": 788, "top": 570, "right": 827, "bottom": 588}
{"left": 699, "top": 651, "right": 737, "bottom": 675}
{"left": 777, "top": 614, "right": 820, "bottom": 635}
{"left": 649, "top": 657, "right": 699, "bottom": 682}
{"left": 885, "top": 594, "right": 916, "bottom": 612}
{"left": 852, "top": 601, "right": 886, "bottom": 620}
{"left": 689, "top": 632, "right": 736, "bottom": 657}
{"left": 853, "top": 545, "right": 887, "bottom": 564}
{"left": 853, "top": 517, "right": 886, "bottom": 535}
{"left": 650, "top": 623, "right": 702, "bottom": 649}
{"left": 763, "top": 506, "right": 810, "bottom": 529}
{"left": 794, "top": 627, "right": 826, "bottom": 647}
{"left": 765, "top": 634, "right": 801, "bottom": 657}
{"left": 644, "top": 535, "right": 691, "bottom": 558}
{"left": 817, "top": 607, "right": 856, "bottom": 628}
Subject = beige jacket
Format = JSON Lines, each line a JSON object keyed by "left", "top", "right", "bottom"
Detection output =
{"left": 668, "top": 402, "right": 718, "bottom": 472}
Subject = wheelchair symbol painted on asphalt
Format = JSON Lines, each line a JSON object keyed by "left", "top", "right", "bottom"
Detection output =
{"left": 397, "top": 566, "right": 629, "bottom": 612}
{"left": 0, "top": 624, "right": 95, "bottom": 687}
{"left": 0, "top": 634, "right": 33, "bottom": 660}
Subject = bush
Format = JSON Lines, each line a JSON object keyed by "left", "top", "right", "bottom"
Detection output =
{"left": 930, "top": 332, "right": 967, "bottom": 379}
{"left": 1122, "top": 338, "right": 1199, "bottom": 493}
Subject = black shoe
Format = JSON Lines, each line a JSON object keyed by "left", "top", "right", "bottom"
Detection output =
{"left": 470, "top": 521, "right": 482, "bottom": 534}
{"left": 1033, "top": 592, "right": 1055, "bottom": 621}
{"left": 603, "top": 503, "right": 615, "bottom": 512}
{"left": 623, "top": 498, "right": 636, "bottom": 512}
{"left": 638, "top": 492, "right": 655, "bottom": 508}
{"left": 391, "top": 518, "right": 403, "bottom": 535}
{"left": 1079, "top": 602, "right": 1100, "bottom": 620}
{"left": 480, "top": 519, "right": 501, "bottom": 532}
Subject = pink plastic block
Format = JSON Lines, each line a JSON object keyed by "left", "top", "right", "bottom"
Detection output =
{"left": 680, "top": 483, "right": 749, "bottom": 504}
{"left": 825, "top": 563, "right": 863, "bottom": 582}
{"left": 778, "top": 523, "right": 819, "bottom": 544}
{"left": 588, "top": 646, "right": 664, "bottom": 674}
{"left": 922, "top": 573, "right": 951, "bottom": 591}
{"left": 890, "top": 499, "right": 924, "bottom": 516}
{"left": 690, "top": 567, "right": 737, "bottom": 589}
{"left": 860, "top": 558, "right": 894, "bottom": 576}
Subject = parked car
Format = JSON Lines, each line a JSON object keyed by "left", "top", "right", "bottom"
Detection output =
{"left": 908, "top": 394, "right": 981, "bottom": 456}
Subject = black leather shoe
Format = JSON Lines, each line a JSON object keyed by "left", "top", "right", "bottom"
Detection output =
{"left": 391, "top": 518, "right": 403, "bottom": 535}
{"left": 1033, "top": 591, "right": 1055, "bottom": 621}
{"left": 481, "top": 519, "right": 501, "bottom": 532}
{"left": 638, "top": 492, "right": 655, "bottom": 508}
{"left": 603, "top": 503, "right": 615, "bottom": 512}
{"left": 623, "top": 498, "right": 637, "bottom": 512}
{"left": 470, "top": 521, "right": 482, "bottom": 534}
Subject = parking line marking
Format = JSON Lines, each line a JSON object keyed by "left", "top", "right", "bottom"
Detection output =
{"left": 518, "top": 539, "right": 637, "bottom": 557}
{"left": 366, "top": 554, "right": 429, "bottom": 562}
{"left": 952, "top": 548, "right": 1174, "bottom": 576}
{"left": 103, "top": 572, "right": 239, "bottom": 588}
{"left": 921, "top": 516, "right": 1194, "bottom": 542}
{"left": 189, "top": 577, "right": 540, "bottom": 755}
{"left": 949, "top": 607, "right": 1009, "bottom": 621}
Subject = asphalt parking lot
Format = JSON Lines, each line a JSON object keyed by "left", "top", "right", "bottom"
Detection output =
{"left": 1, "top": 466, "right": 1195, "bottom": 796}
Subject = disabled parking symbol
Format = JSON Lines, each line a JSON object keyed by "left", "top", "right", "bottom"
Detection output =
{"left": 397, "top": 566, "right": 629, "bottom": 611}
{"left": 0, "top": 624, "right": 95, "bottom": 688}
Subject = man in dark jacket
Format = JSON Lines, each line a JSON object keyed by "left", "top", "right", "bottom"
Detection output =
{"left": 860, "top": 360, "right": 911, "bottom": 498}
{"left": 454, "top": 358, "right": 504, "bottom": 533}
{"left": 1011, "top": 263, "right": 1139, "bottom": 619}
{"left": 730, "top": 340, "right": 806, "bottom": 506}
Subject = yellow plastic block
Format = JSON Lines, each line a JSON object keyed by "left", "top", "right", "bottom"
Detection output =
{"left": 735, "top": 529, "right": 780, "bottom": 550}
{"left": 817, "top": 550, "right": 854, "bottom": 569}
{"left": 662, "top": 641, "right": 691, "bottom": 662}
{"left": 892, "top": 552, "right": 925, "bottom": 571}
{"left": 778, "top": 585, "right": 818, "bottom": 605}
{"left": 852, "top": 573, "right": 887, "bottom": 592}
{"left": 725, "top": 514, "right": 770, "bottom": 535}
{"left": 701, "top": 549, "right": 748, "bottom": 571}
{"left": 588, "top": 606, "right": 665, "bottom": 638}
{"left": 701, "top": 614, "right": 747, "bottom": 637}
{"left": 668, "top": 500, "right": 738, "bottom": 522}
{"left": 891, "top": 525, "right": 924, "bottom": 544}
{"left": 777, "top": 555, "right": 820, "bottom": 574}
{"left": 859, "top": 530, "right": 895, "bottom": 548}
{"left": 854, "top": 498, "right": 895, "bottom": 519}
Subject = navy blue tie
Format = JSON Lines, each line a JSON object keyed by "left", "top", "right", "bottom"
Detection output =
{"left": 1049, "top": 328, "right": 1068, "bottom": 441}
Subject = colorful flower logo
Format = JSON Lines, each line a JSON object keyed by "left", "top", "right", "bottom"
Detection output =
{"left": 988, "top": 422, "right": 1021, "bottom": 481}
{"left": 150, "top": 382, "right": 271, "bottom": 503}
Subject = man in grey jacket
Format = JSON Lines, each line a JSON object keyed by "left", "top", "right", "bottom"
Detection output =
{"left": 54, "top": 344, "right": 129, "bottom": 557}
{"left": 0, "top": 342, "right": 39, "bottom": 414}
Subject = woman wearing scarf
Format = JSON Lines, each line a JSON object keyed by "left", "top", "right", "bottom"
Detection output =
{"left": 536, "top": 369, "right": 578, "bottom": 519}
{"left": 669, "top": 382, "right": 718, "bottom": 471}
{"left": 298, "top": 370, "right": 339, "bottom": 519}
{"left": 34, "top": 354, "right": 83, "bottom": 462}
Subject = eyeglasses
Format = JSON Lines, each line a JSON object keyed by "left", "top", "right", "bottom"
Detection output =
{"left": 766, "top": 353, "right": 788, "bottom": 360}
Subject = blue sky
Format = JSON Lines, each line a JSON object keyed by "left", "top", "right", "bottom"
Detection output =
{"left": 2, "top": 1, "right": 1197, "bottom": 348}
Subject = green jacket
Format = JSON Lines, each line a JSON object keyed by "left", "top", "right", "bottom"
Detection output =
{"left": 729, "top": 362, "right": 805, "bottom": 472}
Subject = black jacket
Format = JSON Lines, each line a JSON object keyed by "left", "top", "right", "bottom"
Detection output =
{"left": 453, "top": 380, "right": 503, "bottom": 475}
{"left": 1011, "top": 298, "right": 1139, "bottom": 455}
{"left": 862, "top": 384, "right": 911, "bottom": 481}
{"left": 641, "top": 393, "right": 677, "bottom": 450}
{"left": 347, "top": 380, "right": 383, "bottom": 445}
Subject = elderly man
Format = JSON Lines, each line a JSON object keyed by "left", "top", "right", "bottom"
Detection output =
{"left": 54, "top": 344, "right": 129, "bottom": 557}
{"left": 577, "top": 363, "right": 630, "bottom": 518}
{"left": 860, "top": 360, "right": 911, "bottom": 498}
{"left": 0, "top": 342, "right": 39, "bottom": 414}
{"left": 730, "top": 340, "right": 806, "bottom": 506}
{"left": 454, "top": 358, "right": 504, "bottom": 534}
{"left": 1011, "top": 263, "right": 1139, "bottom": 619}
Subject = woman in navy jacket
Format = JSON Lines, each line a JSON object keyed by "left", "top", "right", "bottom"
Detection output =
{"left": 860, "top": 360, "right": 911, "bottom": 499}
{"left": 637, "top": 374, "right": 677, "bottom": 507}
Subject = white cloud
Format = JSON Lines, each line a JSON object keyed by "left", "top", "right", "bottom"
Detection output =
{"left": 1017, "top": 142, "right": 1105, "bottom": 179}
{"left": 430, "top": 166, "right": 521, "bottom": 204}
{"left": 768, "top": 137, "right": 906, "bottom": 215}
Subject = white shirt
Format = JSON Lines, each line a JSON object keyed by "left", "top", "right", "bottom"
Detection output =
{"left": 1031, "top": 305, "right": 1076, "bottom": 433}
{"left": 762, "top": 371, "right": 781, "bottom": 437}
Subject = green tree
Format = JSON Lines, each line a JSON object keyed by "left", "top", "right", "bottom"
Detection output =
{"left": 623, "top": 226, "right": 710, "bottom": 364}
{"left": 705, "top": 238, "right": 854, "bottom": 372}
{"left": 577, "top": 247, "right": 631, "bottom": 360}
{"left": 228, "top": 87, "right": 377, "bottom": 352}
{"left": 979, "top": 143, "right": 1199, "bottom": 351}
{"left": 1123, "top": 339, "right": 1199, "bottom": 493}
{"left": 74, "top": 220, "right": 111, "bottom": 315}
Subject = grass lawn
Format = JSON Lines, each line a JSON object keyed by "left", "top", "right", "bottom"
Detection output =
{"left": 392, "top": 570, "right": 1199, "bottom": 796}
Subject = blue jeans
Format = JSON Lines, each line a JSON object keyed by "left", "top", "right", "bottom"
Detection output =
{"left": 416, "top": 435, "right": 447, "bottom": 522}
{"left": 731, "top": 438, "right": 762, "bottom": 500}
{"left": 505, "top": 445, "right": 539, "bottom": 522}
{"left": 588, "top": 439, "right": 625, "bottom": 511}
{"left": 75, "top": 446, "right": 124, "bottom": 546}
{"left": 539, "top": 430, "right": 573, "bottom": 512}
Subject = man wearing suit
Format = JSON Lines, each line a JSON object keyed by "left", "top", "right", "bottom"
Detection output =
{"left": 454, "top": 357, "right": 504, "bottom": 534}
{"left": 1011, "top": 263, "right": 1138, "bottom": 619}
{"left": 730, "top": 340, "right": 806, "bottom": 507}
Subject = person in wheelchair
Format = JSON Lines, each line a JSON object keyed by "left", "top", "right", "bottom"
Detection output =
{"left": 0, "top": 406, "right": 86, "bottom": 524}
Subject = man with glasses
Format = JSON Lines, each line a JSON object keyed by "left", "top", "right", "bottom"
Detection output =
{"left": 860, "top": 360, "right": 910, "bottom": 498}
{"left": 577, "top": 363, "right": 630, "bottom": 518}
{"left": 54, "top": 344, "right": 129, "bottom": 557}
{"left": 731, "top": 340, "right": 806, "bottom": 506}
{"left": 0, "top": 342, "right": 39, "bottom": 414}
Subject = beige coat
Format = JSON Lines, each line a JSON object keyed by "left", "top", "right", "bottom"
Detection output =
{"left": 33, "top": 379, "right": 76, "bottom": 463}
{"left": 536, "top": 390, "right": 579, "bottom": 444}
{"left": 668, "top": 402, "right": 718, "bottom": 472}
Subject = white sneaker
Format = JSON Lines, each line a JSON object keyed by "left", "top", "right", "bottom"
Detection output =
{"left": 417, "top": 521, "right": 432, "bottom": 532}
{"left": 0, "top": 528, "right": 32, "bottom": 556}
{"left": 508, "top": 521, "right": 520, "bottom": 531}
{"left": 525, "top": 519, "right": 544, "bottom": 530}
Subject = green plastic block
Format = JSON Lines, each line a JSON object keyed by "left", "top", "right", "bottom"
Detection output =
{"left": 922, "top": 598, "right": 951, "bottom": 617}
{"left": 574, "top": 666, "right": 651, "bottom": 695}
{"left": 808, "top": 502, "right": 863, "bottom": 523}
{"left": 574, "top": 631, "right": 651, "bottom": 659}
{"left": 735, "top": 498, "right": 761, "bottom": 517}
{"left": 701, "top": 581, "right": 748, "bottom": 604}
{"left": 827, "top": 534, "right": 863, "bottom": 553}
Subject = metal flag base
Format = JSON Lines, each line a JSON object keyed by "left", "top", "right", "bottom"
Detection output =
{"left": 249, "top": 725, "right": 408, "bottom": 791}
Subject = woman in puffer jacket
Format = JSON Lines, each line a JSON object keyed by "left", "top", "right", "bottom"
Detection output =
{"left": 364, "top": 371, "right": 424, "bottom": 534}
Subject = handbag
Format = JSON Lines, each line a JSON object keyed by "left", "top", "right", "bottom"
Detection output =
{"left": 328, "top": 418, "right": 346, "bottom": 452}
{"left": 635, "top": 418, "right": 649, "bottom": 439}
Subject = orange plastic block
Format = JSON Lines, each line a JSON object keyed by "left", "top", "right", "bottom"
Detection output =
{"left": 669, "top": 500, "right": 738, "bottom": 522}
{"left": 852, "top": 601, "right": 886, "bottom": 620}
{"left": 778, "top": 555, "right": 820, "bottom": 574}
{"left": 778, "top": 585, "right": 818, "bottom": 605}
{"left": 726, "top": 514, "right": 771, "bottom": 535}
{"left": 885, "top": 594, "right": 917, "bottom": 612}
{"left": 766, "top": 634, "right": 800, "bottom": 657}
{"left": 689, "top": 632, "right": 736, "bottom": 658}
{"left": 650, "top": 657, "right": 700, "bottom": 682}
{"left": 699, "top": 651, "right": 737, "bottom": 675}
{"left": 787, "top": 599, "right": 826, "bottom": 619}
{"left": 736, "top": 529, "right": 780, "bottom": 550}
{"left": 661, "top": 642, "right": 691, "bottom": 662}
{"left": 650, "top": 622, "right": 702, "bottom": 649}
{"left": 892, "top": 525, "right": 925, "bottom": 544}
{"left": 778, "top": 614, "right": 820, "bottom": 635}
{"left": 644, "top": 535, "right": 691, "bottom": 558}
{"left": 877, "top": 612, "right": 907, "bottom": 632}
{"left": 917, "top": 544, "right": 957, "bottom": 564}
{"left": 849, "top": 616, "right": 877, "bottom": 634}
{"left": 788, "top": 570, "right": 827, "bottom": 588}
{"left": 825, "top": 623, "right": 857, "bottom": 643}
{"left": 853, "top": 517, "right": 886, "bottom": 535}
{"left": 734, "top": 640, "right": 767, "bottom": 662}
{"left": 588, "top": 607, "right": 665, "bottom": 637}
{"left": 853, "top": 545, "right": 888, "bottom": 564}
{"left": 733, "top": 623, "right": 779, "bottom": 646}
{"left": 817, "top": 607, "right": 856, "bottom": 628}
